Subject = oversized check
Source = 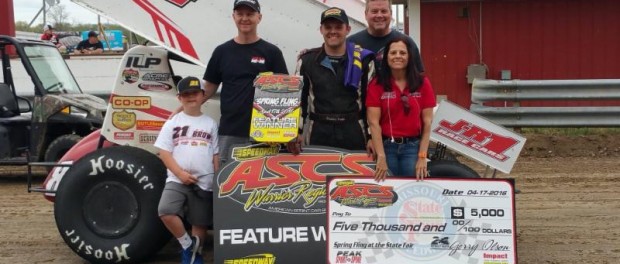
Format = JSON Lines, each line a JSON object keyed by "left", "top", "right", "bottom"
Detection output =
{"left": 327, "top": 177, "right": 516, "bottom": 264}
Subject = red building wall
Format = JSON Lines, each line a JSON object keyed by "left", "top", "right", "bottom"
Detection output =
{"left": 0, "top": 0, "right": 16, "bottom": 37}
{"left": 420, "top": 0, "right": 620, "bottom": 108}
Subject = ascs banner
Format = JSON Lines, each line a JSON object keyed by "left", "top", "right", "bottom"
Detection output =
{"left": 214, "top": 144, "right": 376, "bottom": 264}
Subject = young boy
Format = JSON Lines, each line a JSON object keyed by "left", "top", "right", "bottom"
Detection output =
{"left": 155, "top": 76, "right": 219, "bottom": 264}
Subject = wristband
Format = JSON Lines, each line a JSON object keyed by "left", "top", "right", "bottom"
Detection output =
{"left": 418, "top": 152, "right": 427, "bottom": 159}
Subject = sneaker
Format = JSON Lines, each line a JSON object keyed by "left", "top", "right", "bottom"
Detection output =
{"left": 193, "top": 251, "right": 204, "bottom": 264}
{"left": 181, "top": 236, "right": 200, "bottom": 264}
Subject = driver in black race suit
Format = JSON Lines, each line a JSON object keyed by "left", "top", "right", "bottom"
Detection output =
{"left": 289, "top": 7, "right": 375, "bottom": 153}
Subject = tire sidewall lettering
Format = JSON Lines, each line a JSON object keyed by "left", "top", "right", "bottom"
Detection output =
{"left": 88, "top": 155, "right": 154, "bottom": 191}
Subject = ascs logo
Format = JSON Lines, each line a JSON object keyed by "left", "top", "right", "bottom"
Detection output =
{"left": 335, "top": 251, "right": 362, "bottom": 264}
{"left": 217, "top": 146, "right": 375, "bottom": 214}
{"left": 330, "top": 180, "right": 398, "bottom": 208}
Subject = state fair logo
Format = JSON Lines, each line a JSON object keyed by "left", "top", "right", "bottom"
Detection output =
{"left": 382, "top": 181, "right": 459, "bottom": 261}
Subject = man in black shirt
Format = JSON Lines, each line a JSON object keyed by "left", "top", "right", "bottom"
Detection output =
{"left": 202, "top": 0, "right": 288, "bottom": 164}
{"left": 348, "top": 0, "right": 424, "bottom": 72}
{"left": 76, "top": 31, "right": 104, "bottom": 55}
{"left": 289, "top": 7, "right": 374, "bottom": 153}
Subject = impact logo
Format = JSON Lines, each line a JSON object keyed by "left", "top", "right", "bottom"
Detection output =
{"left": 330, "top": 180, "right": 398, "bottom": 208}
{"left": 335, "top": 251, "right": 362, "bottom": 264}
{"left": 165, "top": 0, "right": 196, "bottom": 8}
{"left": 434, "top": 119, "right": 519, "bottom": 161}
{"left": 223, "top": 253, "right": 275, "bottom": 264}
{"left": 217, "top": 146, "right": 375, "bottom": 214}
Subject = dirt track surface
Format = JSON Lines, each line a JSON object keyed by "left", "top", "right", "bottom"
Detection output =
{"left": 1, "top": 134, "right": 619, "bottom": 263}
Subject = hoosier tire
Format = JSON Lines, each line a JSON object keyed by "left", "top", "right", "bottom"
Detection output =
{"left": 428, "top": 160, "right": 480, "bottom": 178}
{"left": 54, "top": 146, "right": 170, "bottom": 264}
{"left": 44, "top": 134, "right": 82, "bottom": 162}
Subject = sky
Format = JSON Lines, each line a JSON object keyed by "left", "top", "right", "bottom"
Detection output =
{"left": 13, "top": 0, "right": 110, "bottom": 25}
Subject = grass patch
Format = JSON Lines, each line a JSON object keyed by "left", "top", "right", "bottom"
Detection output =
{"left": 521, "top": 127, "right": 620, "bottom": 136}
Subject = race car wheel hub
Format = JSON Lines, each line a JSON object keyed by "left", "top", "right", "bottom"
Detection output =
{"left": 82, "top": 181, "right": 140, "bottom": 238}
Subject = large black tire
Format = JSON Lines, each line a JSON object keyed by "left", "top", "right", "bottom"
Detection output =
{"left": 428, "top": 147, "right": 459, "bottom": 162}
{"left": 428, "top": 160, "right": 480, "bottom": 178}
{"left": 54, "top": 146, "right": 170, "bottom": 264}
{"left": 44, "top": 134, "right": 82, "bottom": 162}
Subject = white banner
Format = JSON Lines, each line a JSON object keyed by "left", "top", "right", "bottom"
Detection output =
{"left": 327, "top": 178, "right": 516, "bottom": 264}
{"left": 431, "top": 100, "right": 526, "bottom": 173}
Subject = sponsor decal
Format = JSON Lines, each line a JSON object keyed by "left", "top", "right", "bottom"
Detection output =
{"left": 434, "top": 119, "right": 519, "bottom": 161}
{"left": 136, "top": 120, "right": 165, "bottom": 131}
{"left": 138, "top": 82, "right": 172, "bottom": 92}
{"left": 139, "top": 133, "right": 158, "bottom": 144}
{"left": 111, "top": 96, "right": 152, "bottom": 110}
{"left": 165, "top": 0, "right": 196, "bottom": 8}
{"left": 324, "top": 8, "right": 342, "bottom": 16}
{"left": 335, "top": 251, "right": 362, "bottom": 264}
{"left": 189, "top": 79, "right": 200, "bottom": 86}
{"left": 125, "top": 55, "right": 161, "bottom": 69}
{"left": 217, "top": 146, "right": 374, "bottom": 214}
{"left": 141, "top": 72, "right": 171, "bottom": 82}
{"left": 329, "top": 180, "right": 398, "bottom": 208}
{"left": 231, "top": 145, "right": 280, "bottom": 161}
{"left": 112, "top": 111, "right": 136, "bottom": 131}
{"left": 114, "top": 132, "right": 134, "bottom": 140}
{"left": 483, "top": 252, "right": 509, "bottom": 264}
{"left": 223, "top": 253, "right": 275, "bottom": 264}
{"left": 254, "top": 75, "right": 301, "bottom": 93}
{"left": 122, "top": 69, "right": 139, "bottom": 84}
{"left": 250, "top": 56, "right": 265, "bottom": 64}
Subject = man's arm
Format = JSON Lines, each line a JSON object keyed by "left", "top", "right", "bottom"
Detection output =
{"left": 91, "top": 42, "right": 104, "bottom": 54}
{"left": 203, "top": 80, "right": 219, "bottom": 101}
{"left": 287, "top": 56, "right": 309, "bottom": 155}
{"left": 360, "top": 57, "right": 375, "bottom": 140}
{"left": 75, "top": 41, "right": 85, "bottom": 52}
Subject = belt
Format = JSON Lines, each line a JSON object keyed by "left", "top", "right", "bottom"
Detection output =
{"left": 309, "top": 112, "right": 360, "bottom": 123}
{"left": 382, "top": 136, "right": 420, "bottom": 144}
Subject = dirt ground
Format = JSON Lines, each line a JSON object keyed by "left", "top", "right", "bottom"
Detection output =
{"left": 0, "top": 133, "right": 619, "bottom": 264}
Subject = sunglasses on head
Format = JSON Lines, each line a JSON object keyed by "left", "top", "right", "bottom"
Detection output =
{"left": 401, "top": 95, "right": 410, "bottom": 115}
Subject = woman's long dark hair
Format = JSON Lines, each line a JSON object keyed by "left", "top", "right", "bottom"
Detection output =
{"left": 378, "top": 36, "right": 423, "bottom": 93}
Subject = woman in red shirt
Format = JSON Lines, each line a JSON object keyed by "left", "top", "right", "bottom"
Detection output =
{"left": 366, "top": 37, "right": 436, "bottom": 180}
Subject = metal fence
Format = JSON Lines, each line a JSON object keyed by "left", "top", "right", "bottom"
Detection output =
{"left": 470, "top": 79, "right": 620, "bottom": 127}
